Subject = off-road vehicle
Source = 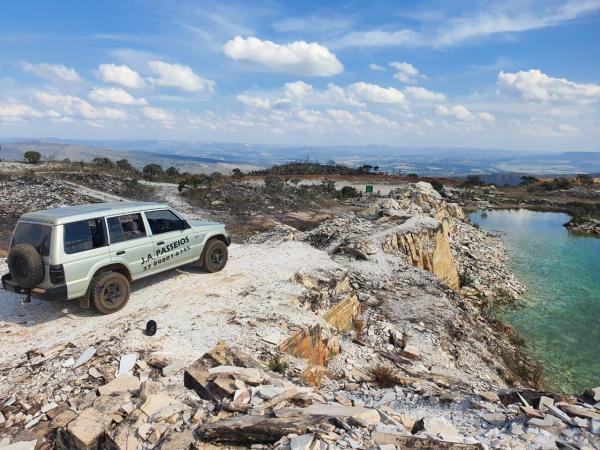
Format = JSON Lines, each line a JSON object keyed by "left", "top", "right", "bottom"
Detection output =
{"left": 2, "top": 202, "right": 230, "bottom": 314}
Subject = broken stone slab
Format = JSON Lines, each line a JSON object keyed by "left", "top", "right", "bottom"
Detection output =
{"left": 73, "top": 347, "right": 96, "bottom": 369}
{"left": 558, "top": 403, "right": 600, "bottom": 420}
{"left": 478, "top": 391, "right": 500, "bottom": 403}
{"left": 257, "top": 385, "right": 287, "bottom": 400}
{"left": 97, "top": 375, "right": 141, "bottom": 396}
{"left": 401, "top": 344, "right": 421, "bottom": 360}
{"left": 546, "top": 405, "right": 578, "bottom": 426}
{"left": 161, "top": 360, "right": 187, "bottom": 377}
{"left": 207, "top": 365, "right": 262, "bottom": 383}
{"left": 372, "top": 433, "right": 484, "bottom": 449}
{"left": 139, "top": 380, "right": 164, "bottom": 402}
{"left": 413, "top": 417, "right": 466, "bottom": 443}
{"left": 116, "top": 353, "right": 137, "bottom": 376}
{"left": 277, "top": 325, "right": 340, "bottom": 366}
{"left": 195, "top": 414, "right": 335, "bottom": 445}
{"left": 276, "top": 404, "right": 380, "bottom": 426}
{"left": 290, "top": 433, "right": 314, "bottom": 450}
{"left": 211, "top": 374, "right": 246, "bottom": 398}
{"left": 0, "top": 440, "right": 38, "bottom": 450}
{"left": 480, "top": 413, "right": 507, "bottom": 426}
{"left": 140, "top": 393, "right": 179, "bottom": 417}
{"left": 520, "top": 405, "right": 544, "bottom": 419}
{"left": 323, "top": 294, "right": 361, "bottom": 332}
{"left": 61, "top": 407, "right": 112, "bottom": 450}
{"left": 158, "top": 429, "right": 194, "bottom": 450}
{"left": 583, "top": 387, "right": 600, "bottom": 403}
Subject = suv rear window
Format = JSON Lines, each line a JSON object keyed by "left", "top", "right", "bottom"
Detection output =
{"left": 64, "top": 218, "right": 107, "bottom": 254}
{"left": 145, "top": 210, "right": 186, "bottom": 234}
{"left": 11, "top": 222, "right": 52, "bottom": 257}
{"left": 107, "top": 213, "right": 147, "bottom": 243}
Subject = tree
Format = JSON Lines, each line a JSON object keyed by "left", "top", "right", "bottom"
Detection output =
{"left": 341, "top": 185, "right": 360, "bottom": 198}
{"left": 116, "top": 159, "right": 134, "bottom": 171}
{"left": 92, "top": 157, "right": 114, "bottom": 167}
{"left": 166, "top": 166, "right": 180, "bottom": 177}
{"left": 520, "top": 175, "right": 539, "bottom": 185}
{"left": 24, "top": 151, "right": 41, "bottom": 164}
{"left": 320, "top": 179, "right": 336, "bottom": 193}
{"left": 231, "top": 168, "right": 245, "bottom": 179}
{"left": 464, "top": 175, "right": 484, "bottom": 186}
{"left": 575, "top": 174, "right": 593, "bottom": 185}
{"left": 264, "top": 175, "right": 285, "bottom": 192}
{"left": 143, "top": 163, "right": 164, "bottom": 180}
{"left": 407, "top": 173, "right": 418, "bottom": 178}
{"left": 430, "top": 180, "right": 444, "bottom": 193}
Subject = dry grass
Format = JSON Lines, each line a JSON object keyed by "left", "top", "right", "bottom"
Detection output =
{"left": 371, "top": 364, "right": 397, "bottom": 388}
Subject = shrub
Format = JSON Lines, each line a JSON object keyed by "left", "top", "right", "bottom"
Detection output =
{"left": 264, "top": 175, "right": 285, "bottom": 192}
{"left": 459, "top": 272, "right": 473, "bottom": 287}
{"left": 165, "top": 166, "right": 180, "bottom": 177}
{"left": 231, "top": 168, "right": 245, "bottom": 179}
{"left": 143, "top": 163, "right": 164, "bottom": 181}
{"left": 320, "top": 179, "right": 336, "bottom": 193}
{"left": 24, "top": 151, "right": 41, "bottom": 164}
{"left": 116, "top": 159, "right": 134, "bottom": 171}
{"left": 430, "top": 180, "right": 444, "bottom": 193}
{"left": 267, "top": 354, "right": 288, "bottom": 374}
{"left": 371, "top": 364, "right": 397, "bottom": 388}
{"left": 341, "top": 185, "right": 360, "bottom": 198}
{"left": 92, "top": 157, "right": 114, "bottom": 167}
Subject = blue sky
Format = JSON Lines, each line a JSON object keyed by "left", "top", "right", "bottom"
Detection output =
{"left": 1, "top": 0, "right": 599, "bottom": 150}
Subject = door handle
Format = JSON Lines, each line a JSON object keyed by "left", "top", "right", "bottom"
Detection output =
{"left": 157, "top": 241, "right": 164, "bottom": 246}
{"left": 116, "top": 250, "right": 126, "bottom": 255}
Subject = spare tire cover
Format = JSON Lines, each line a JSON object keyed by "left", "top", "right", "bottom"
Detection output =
{"left": 8, "top": 243, "right": 45, "bottom": 288}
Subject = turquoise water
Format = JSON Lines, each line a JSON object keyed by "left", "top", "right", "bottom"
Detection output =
{"left": 470, "top": 209, "right": 600, "bottom": 393}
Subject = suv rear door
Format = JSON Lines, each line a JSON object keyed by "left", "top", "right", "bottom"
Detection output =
{"left": 143, "top": 209, "right": 197, "bottom": 271}
{"left": 106, "top": 212, "right": 155, "bottom": 279}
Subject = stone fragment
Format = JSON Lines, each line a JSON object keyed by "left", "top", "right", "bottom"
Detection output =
{"left": 88, "top": 367, "right": 102, "bottom": 379}
{"left": 479, "top": 391, "right": 500, "bottom": 403}
{"left": 480, "top": 413, "right": 507, "bottom": 426}
{"left": 139, "top": 380, "right": 164, "bottom": 401}
{"left": 417, "top": 416, "right": 464, "bottom": 443}
{"left": 323, "top": 295, "right": 361, "bottom": 332}
{"left": 73, "top": 347, "right": 96, "bottom": 368}
{"left": 159, "top": 429, "right": 194, "bottom": 450}
{"left": 161, "top": 361, "right": 187, "bottom": 377}
{"left": 538, "top": 396, "right": 554, "bottom": 411}
{"left": 98, "top": 375, "right": 140, "bottom": 396}
{"left": 207, "top": 365, "right": 262, "bottom": 383}
{"left": 584, "top": 387, "right": 600, "bottom": 402}
{"left": 558, "top": 403, "right": 600, "bottom": 420}
{"left": 64, "top": 407, "right": 111, "bottom": 450}
{"left": 277, "top": 325, "right": 340, "bottom": 366}
{"left": 140, "top": 393, "right": 178, "bottom": 417}
{"left": 401, "top": 344, "right": 420, "bottom": 360}
{"left": 520, "top": 405, "right": 544, "bottom": 419}
{"left": 50, "top": 409, "right": 77, "bottom": 429}
{"left": 41, "top": 402, "right": 58, "bottom": 413}
{"left": 257, "top": 386, "right": 287, "bottom": 400}
{"left": 117, "top": 353, "right": 138, "bottom": 376}
{"left": 290, "top": 433, "right": 314, "bottom": 450}
{"left": 0, "top": 441, "right": 38, "bottom": 450}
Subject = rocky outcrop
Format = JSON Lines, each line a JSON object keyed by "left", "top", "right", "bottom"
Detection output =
{"left": 381, "top": 217, "right": 460, "bottom": 290}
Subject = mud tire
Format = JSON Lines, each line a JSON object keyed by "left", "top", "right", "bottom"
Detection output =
{"left": 91, "top": 271, "right": 130, "bottom": 314}
{"left": 201, "top": 239, "right": 228, "bottom": 273}
{"left": 8, "top": 244, "right": 44, "bottom": 288}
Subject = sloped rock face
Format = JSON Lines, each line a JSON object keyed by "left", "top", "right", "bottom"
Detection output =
{"left": 381, "top": 217, "right": 459, "bottom": 290}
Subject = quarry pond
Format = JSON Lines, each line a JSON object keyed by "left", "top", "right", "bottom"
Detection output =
{"left": 470, "top": 209, "right": 600, "bottom": 393}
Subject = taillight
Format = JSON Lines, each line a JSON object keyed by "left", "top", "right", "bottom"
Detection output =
{"left": 49, "top": 264, "right": 65, "bottom": 284}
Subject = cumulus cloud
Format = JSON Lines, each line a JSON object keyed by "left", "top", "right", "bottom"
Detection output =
{"left": 358, "top": 111, "right": 397, "bottom": 129}
{"left": 296, "top": 109, "right": 322, "bottom": 124}
{"left": 143, "top": 106, "right": 174, "bottom": 121}
{"left": 223, "top": 36, "right": 343, "bottom": 76}
{"left": 22, "top": 62, "right": 81, "bottom": 82}
{"left": 498, "top": 69, "right": 600, "bottom": 103}
{"left": 435, "top": 104, "right": 473, "bottom": 121}
{"left": 389, "top": 62, "right": 420, "bottom": 83}
{"left": 348, "top": 82, "right": 406, "bottom": 104}
{"left": 404, "top": 86, "right": 446, "bottom": 102}
{"left": 89, "top": 87, "right": 147, "bottom": 105}
{"left": 148, "top": 61, "right": 215, "bottom": 92}
{"left": 236, "top": 94, "right": 271, "bottom": 109}
{"left": 0, "top": 102, "right": 44, "bottom": 121}
{"left": 283, "top": 81, "right": 314, "bottom": 99}
{"left": 327, "top": 109, "right": 361, "bottom": 126}
{"left": 97, "top": 63, "right": 145, "bottom": 89}
{"left": 326, "top": 84, "right": 365, "bottom": 107}
{"left": 34, "top": 92, "right": 126, "bottom": 120}
{"left": 369, "top": 63, "right": 385, "bottom": 71}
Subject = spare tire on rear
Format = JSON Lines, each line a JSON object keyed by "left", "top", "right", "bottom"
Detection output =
{"left": 8, "top": 244, "right": 45, "bottom": 288}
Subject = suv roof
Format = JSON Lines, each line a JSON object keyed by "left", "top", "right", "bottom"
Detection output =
{"left": 20, "top": 201, "right": 170, "bottom": 225}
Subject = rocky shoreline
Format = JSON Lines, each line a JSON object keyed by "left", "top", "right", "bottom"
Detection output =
{"left": 0, "top": 175, "right": 598, "bottom": 449}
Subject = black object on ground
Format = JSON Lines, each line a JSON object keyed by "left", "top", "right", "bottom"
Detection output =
{"left": 145, "top": 320, "right": 157, "bottom": 336}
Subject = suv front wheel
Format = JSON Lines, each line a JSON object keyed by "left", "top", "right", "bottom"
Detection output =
{"left": 201, "top": 239, "right": 228, "bottom": 273}
{"left": 91, "top": 271, "right": 131, "bottom": 314}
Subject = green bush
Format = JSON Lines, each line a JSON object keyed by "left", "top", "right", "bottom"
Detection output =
{"left": 24, "top": 151, "right": 41, "bottom": 164}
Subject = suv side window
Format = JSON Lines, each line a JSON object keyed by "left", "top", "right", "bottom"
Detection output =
{"left": 64, "top": 218, "right": 107, "bottom": 254}
{"left": 107, "top": 213, "right": 147, "bottom": 243}
{"left": 145, "top": 210, "right": 186, "bottom": 235}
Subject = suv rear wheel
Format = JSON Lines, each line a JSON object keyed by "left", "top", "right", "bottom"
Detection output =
{"left": 91, "top": 271, "right": 130, "bottom": 314}
{"left": 201, "top": 239, "right": 228, "bottom": 273}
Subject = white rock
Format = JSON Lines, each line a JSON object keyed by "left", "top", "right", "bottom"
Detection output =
{"left": 73, "top": 347, "right": 96, "bottom": 368}
{"left": 290, "top": 433, "right": 314, "bottom": 450}
{"left": 0, "top": 440, "right": 38, "bottom": 450}
{"left": 117, "top": 353, "right": 138, "bottom": 376}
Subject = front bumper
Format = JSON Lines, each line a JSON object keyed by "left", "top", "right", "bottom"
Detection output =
{"left": 225, "top": 233, "right": 232, "bottom": 246}
{"left": 2, "top": 273, "right": 67, "bottom": 301}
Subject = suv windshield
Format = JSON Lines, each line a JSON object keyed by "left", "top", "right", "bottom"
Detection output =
{"left": 11, "top": 222, "right": 52, "bottom": 257}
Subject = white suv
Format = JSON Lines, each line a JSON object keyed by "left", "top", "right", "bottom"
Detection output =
{"left": 2, "top": 202, "right": 230, "bottom": 314}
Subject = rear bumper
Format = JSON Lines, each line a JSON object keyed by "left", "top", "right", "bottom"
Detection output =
{"left": 1, "top": 273, "right": 68, "bottom": 301}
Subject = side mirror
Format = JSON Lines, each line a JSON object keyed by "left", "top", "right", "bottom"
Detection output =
{"left": 183, "top": 220, "right": 191, "bottom": 230}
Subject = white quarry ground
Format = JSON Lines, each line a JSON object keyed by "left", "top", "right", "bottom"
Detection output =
{"left": 0, "top": 241, "right": 339, "bottom": 371}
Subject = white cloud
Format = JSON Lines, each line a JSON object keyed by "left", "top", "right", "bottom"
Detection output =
{"left": 283, "top": 81, "right": 313, "bottom": 99}
{"left": 334, "top": 29, "right": 422, "bottom": 48}
{"left": 358, "top": 111, "right": 397, "bottom": 129}
{"left": 369, "top": 63, "right": 385, "bottom": 71}
{"left": 34, "top": 92, "right": 126, "bottom": 120}
{"left": 436, "top": 0, "right": 600, "bottom": 46}
{"left": 223, "top": 36, "right": 343, "bottom": 76}
{"left": 296, "top": 109, "right": 322, "bottom": 124}
{"left": 0, "top": 102, "right": 44, "bottom": 121}
{"left": 498, "top": 69, "right": 600, "bottom": 103}
{"left": 236, "top": 94, "right": 271, "bottom": 109}
{"left": 148, "top": 61, "right": 215, "bottom": 92}
{"left": 327, "top": 109, "right": 361, "bottom": 126}
{"left": 89, "top": 87, "right": 147, "bottom": 105}
{"left": 348, "top": 82, "right": 406, "bottom": 104}
{"left": 436, "top": 104, "right": 473, "bottom": 121}
{"left": 326, "top": 84, "right": 365, "bottom": 107}
{"left": 22, "top": 62, "right": 81, "bottom": 82}
{"left": 143, "top": 106, "right": 175, "bottom": 123}
{"left": 97, "top": 63, "right": 145, "bottom": 89}
{"left": 390, "top": 62, "right": 420, "bottom": 83}
{"left": 478, "top": 112, "right": 496, "bottom": 123}
{"left": 404, "top": 86, "right": 446, "bottom": 102}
